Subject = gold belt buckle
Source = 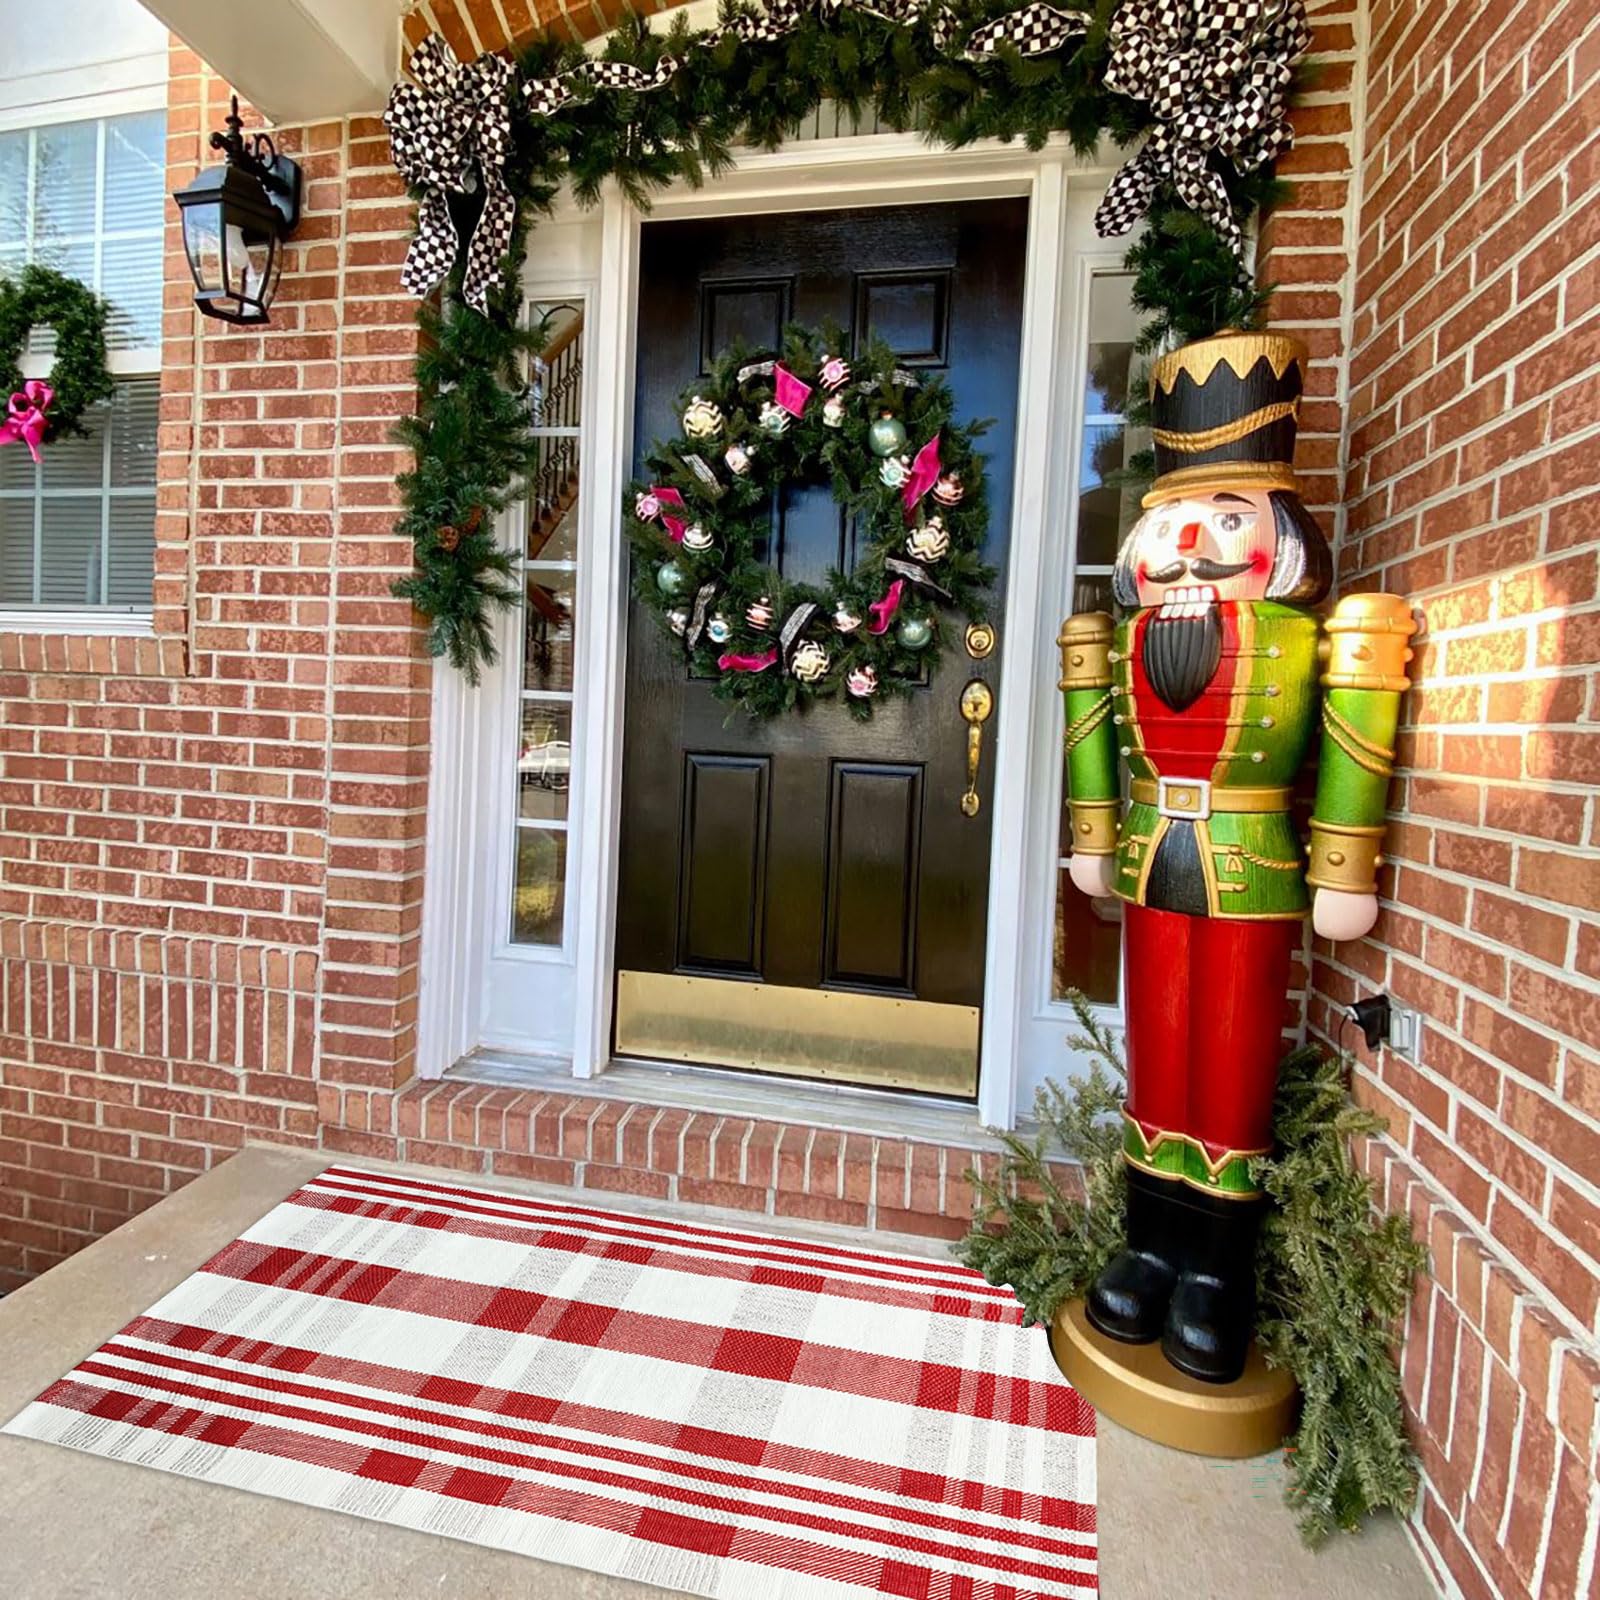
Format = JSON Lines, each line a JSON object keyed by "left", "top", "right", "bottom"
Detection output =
{"left": 1157, "top": 776, "right": 1211, "bottom": 820}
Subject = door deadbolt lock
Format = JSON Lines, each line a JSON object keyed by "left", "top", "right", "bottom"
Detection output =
{"left": 959, "top": 678, "right": 994, "bottom": 817}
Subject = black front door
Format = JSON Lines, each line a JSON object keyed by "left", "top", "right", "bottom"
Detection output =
{"left": 614, "top": 200, "right": 1027, "bottom": 1095}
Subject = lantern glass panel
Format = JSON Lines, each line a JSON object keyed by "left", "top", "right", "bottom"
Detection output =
{"left": 182, "top": 203, "right": 223, "bottom": 292}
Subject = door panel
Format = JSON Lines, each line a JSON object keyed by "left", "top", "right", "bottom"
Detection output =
{"left": 677, "top": 754, "right": 769, "bottom": 975}
{"left": 615, "top": 199, "right": 1027, "bottom": 1095}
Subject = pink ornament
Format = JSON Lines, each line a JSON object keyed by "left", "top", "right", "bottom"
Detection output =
{"left": 634, "top": 491, "right": 662, "bottom": 521}
{"left": 866, "top": 578, "right": 905, "bottom": 636}
{"left": 846, "top": 665, "right": 879, "bottom": 698}
{"left": 1, "top": 380, "right": 53, "bottom": 465}
{"left": 773, "top": 363, "right": 813, "bottom": 418}
{"left": 932, "top": 472, "right": 965, "bottom": 507}
{"left": 819, "top": 356, "right": 851, "bottom": 392}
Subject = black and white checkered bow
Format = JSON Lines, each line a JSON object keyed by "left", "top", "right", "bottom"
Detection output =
{"left": 1093, "top": 0, "right": 1310, "bottom": 255}
{"left": 385, "top": 35, "right": 517, "bottom": 314}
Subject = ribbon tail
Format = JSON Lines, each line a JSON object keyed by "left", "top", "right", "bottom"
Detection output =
{"left": 1093, "top": 146, "right": 1160, "bottom": 239}
{"left": 401, "top": 187, "right": 458, "bottom": 300}
{"left": 1171, "top": 150, "right": 1243, "bottom": 257}
{"left": 462, "top": 179, "right": 517, "bottom": 314}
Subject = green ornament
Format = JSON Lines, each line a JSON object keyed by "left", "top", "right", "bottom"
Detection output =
{"left": 868, "top": 413, "right": 907, "bottom": 458}
{"left": 656, "top": 560, "right": 689, "bottom": 598}
{"left": 897, "top": 615, "right": 933, "bottom": 651}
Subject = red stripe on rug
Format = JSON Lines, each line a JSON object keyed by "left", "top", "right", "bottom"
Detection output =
{"left": 200, "top": 1238, "right": 1091, "bottom": 1435}
{"left": 51, "top": 1364, "right": 1095, "bottom": 1592}
{"left": 306, "top": 1168, "right": 1017, "bottom": 1304}
{"left": 289, "top": 1185, "right": 1019, "bottom": 1326}
{"left": 122, "top": 1315, "right": 1095, "bottom": 1533}
{"left": 42, "top": 1378, "right": 1089, "bottom": 1597}
{"left": 94, "top": 1338, "right": 1096, "bottom": 1560}
{"left": 315, "top": 1165, "right": 1000, "bottom": 1286}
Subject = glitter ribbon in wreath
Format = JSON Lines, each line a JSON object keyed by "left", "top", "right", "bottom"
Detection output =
{"left": 0, "top": 380, "right": 53, "bottom": 464}
{"left": 1093, "top": 0, "right": 1311, "bottom": 256}
{"left": 384, "top": 36, "right": 518, "bottom": 314}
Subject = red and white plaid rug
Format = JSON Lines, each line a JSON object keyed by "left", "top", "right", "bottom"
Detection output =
{"left": 4, "top": 1164, "right": 1096, "bottom": 1598}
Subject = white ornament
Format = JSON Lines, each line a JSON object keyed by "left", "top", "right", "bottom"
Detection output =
{"left": 932, "top": 472, "right": 965, "bottom": 506}
{"left": 791, "top": 640, "right": 830, "bottom": 684}
{"left": 833, "top": 607, "right": 862, "bottom": 634}
{"left": 819, "top": 356, "right": 851, "bottom": 391}
{"left": 682, "top": 523, "right": 714, "bottom": 553}
{"left": 822, "top": 395, "right": 846, "bottom": 429}
{"left": 706, "top": 615, "right": 732, "bottom": 645}
{"left": 878, "top": 453, "right": 912, "bottom": 490}
{"left": 634, "top": 491, "right": 662, "bottom": 521}
{"left": 905, "top": 517, "right": 950, "bottom": 563}
{"left": 683, "top": 396, "right": 724, "bottom": 439}
{"left": 746, "top": 596, "right": 775, "bottom": 631}
{"left": 724, "top": 442, "right": 753, "bottom": 476}
{"left": 666, "top": 608, "right": 689, "bottom": 636}
{"left": 846, "top": 665, "right": 879, "bottom": 699}
{"left": 758, "top": 401, "right": 791, "bottom": 437}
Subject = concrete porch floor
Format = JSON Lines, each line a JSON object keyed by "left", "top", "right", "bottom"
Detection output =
{"left": 0, "top": 1146, "right": 1439, "bottom": 1600}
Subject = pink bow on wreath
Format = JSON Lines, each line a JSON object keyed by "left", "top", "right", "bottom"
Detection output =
{"left": 867, "top": 578, "right": 905, "bottom": 635}
{"left": 1, "top": 381, "right": 53, "bottom": 465}
{"left": 902, "top": 433, "right": 942, "bottom": 521}
{"left": 718, "top": 648, "right": 779, "bottom": 673}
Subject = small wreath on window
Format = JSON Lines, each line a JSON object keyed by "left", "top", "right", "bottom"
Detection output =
{"left": 0, "top": 264, "right": 117, "bottom": 460}
{"left": 624, "top": 323, "right": 994, "bottom": 720}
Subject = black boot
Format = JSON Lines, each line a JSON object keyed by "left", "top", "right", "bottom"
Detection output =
{"left": 1085, "top": 1165, "right": 1184, "bottom": 1344}
{"left": 1161, "top": 1187, "right": 1264, "bottom": 1384}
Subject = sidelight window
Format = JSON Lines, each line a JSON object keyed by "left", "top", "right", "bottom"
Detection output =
{"left": 510, "top": 299, "right": 585, "bottom": 947}
{"left": 1052, "top": 271, "right": 1148, "bottom": 1006}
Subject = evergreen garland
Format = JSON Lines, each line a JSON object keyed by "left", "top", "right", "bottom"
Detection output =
{"left": 0, "top": 264, "right": 116, "bottom": 440}
{"left": 393, "top": 3, "right": 1296, "bottom": 679}
{"left": 957, "top": 993, "right": 1425, "bottom": 1546}
{"left": 626, "top": 323, "right": 993, "bottom": 718}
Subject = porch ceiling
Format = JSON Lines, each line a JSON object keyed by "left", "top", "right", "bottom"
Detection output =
{"left": 138, "top": 0, "right": 408, "bottom": 122}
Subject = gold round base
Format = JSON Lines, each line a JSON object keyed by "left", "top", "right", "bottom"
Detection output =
{"left": 1050, "top": 1298, "right": 1298, "bottom": 1459}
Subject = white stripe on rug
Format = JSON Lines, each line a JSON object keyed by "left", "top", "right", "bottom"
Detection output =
{"left": 4, "top": 1163, "right": 1096, "bottom": 1599}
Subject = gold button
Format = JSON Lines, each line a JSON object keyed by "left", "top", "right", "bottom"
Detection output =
{"left": 1078, "top": 821, "right": 1092, "bottom": 836}
{"left": 1327, "top": 849, "right": 1345, "bottom": 866}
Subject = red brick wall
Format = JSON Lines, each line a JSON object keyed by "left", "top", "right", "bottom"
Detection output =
{"left": 0, "top": 42, "right": 427, "bottom": 1288}
{"left": 1316, "top": 2, "right": 1600, "bottom": 1597}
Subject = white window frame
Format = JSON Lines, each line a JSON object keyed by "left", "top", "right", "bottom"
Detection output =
{"left": 0, "top": 86, "right": 165, "bottom": 633}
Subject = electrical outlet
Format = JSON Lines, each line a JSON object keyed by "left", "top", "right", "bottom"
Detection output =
{"left": 1386, "top": 1002, "right": 1421, "bottom": 1063}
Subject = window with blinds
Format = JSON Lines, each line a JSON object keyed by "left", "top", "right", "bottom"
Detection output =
{"left": 0, "top": 109, "right": 164, "bottom": 613}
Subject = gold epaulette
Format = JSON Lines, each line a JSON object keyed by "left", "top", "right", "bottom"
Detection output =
{"left": 1321, "top": 593, "right": 1417, "bottom": 691}
{"left": 1058, "top": 611, "right": 1114, "bottom": 691}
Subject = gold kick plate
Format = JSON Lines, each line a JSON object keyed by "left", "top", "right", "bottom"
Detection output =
{"left": 615, "top": 971, "right": 980, "bottom": 1096}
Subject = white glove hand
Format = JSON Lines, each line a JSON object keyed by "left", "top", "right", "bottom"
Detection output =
{"left": 1313, "top": 888, "right": 1380, "bottom": 942}
{"left": 1068, "top": 853, "right": 1117, "bottom": 900}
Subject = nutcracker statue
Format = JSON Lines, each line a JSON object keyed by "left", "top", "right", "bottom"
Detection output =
{"left": 1055, "top": 330, "right": 1415, "bottom": 1438}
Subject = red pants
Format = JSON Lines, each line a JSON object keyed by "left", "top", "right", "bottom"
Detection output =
{"left": 1123, "top": 903, "right": 1298, "bottom": 1159}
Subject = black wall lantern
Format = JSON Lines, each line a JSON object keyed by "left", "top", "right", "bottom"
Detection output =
{"left": 173, "top": 97, "right": 302, "bottom": 325}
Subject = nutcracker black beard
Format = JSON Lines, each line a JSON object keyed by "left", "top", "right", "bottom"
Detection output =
{"left": 1143, "top": 604, "right": 1222, "bottom": 712}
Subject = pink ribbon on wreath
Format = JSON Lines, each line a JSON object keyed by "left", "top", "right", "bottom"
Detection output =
{"left": 1, "top": 380, "right": 53, "bottom": 465}
{"left": 902, "top": 432, "right": 942, "bottom": 521}
{"left": 773, "top": 363, "right": 812, "bottom": 418}
{"left": 655, "top": 486, "right": 689, "bottom": 542}
{"left": 867, "top": 578, "right": 905, "bottom": 635}
{"left": 718, "top": 648, "right": 779, "bottom": 673}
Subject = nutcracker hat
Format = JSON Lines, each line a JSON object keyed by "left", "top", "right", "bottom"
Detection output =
{"left": 1143, "top": 330, "right": 1310, "bottom": 508}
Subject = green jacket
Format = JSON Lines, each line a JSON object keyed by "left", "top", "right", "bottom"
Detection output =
{"left": 1060, "top": 595, "right": 1414, "bottom": 920}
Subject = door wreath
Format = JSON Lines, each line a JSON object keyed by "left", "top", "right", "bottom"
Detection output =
{"left": 625, "top": 323, "right": 992, "bottom": 718}
{"left": 0, "top": 264, "right": 116, "bottom": 459}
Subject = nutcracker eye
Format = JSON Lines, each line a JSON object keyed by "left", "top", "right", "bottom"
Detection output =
{"left": 1216, "top": 512, "right": 1245, "bottom": 534}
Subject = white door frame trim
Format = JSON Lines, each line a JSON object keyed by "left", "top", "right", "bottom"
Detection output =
{"left": 421, "top": 131, "right": 1122, "bottom": 1130}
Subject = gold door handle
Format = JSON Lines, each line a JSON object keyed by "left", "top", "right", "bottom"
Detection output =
{"left": 959, "top": 678, "right": 994, "bottom": 817}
